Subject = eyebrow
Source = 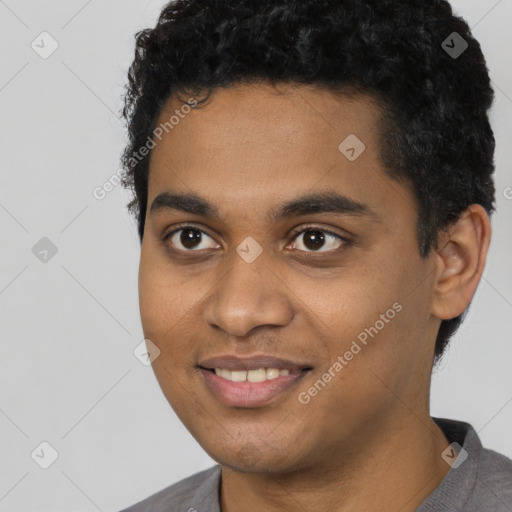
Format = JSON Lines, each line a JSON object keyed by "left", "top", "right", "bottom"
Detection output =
{"left": 149, "top": 190, "right": 380, "bottom": 223}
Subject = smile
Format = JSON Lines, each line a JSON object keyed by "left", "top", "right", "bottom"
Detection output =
{"left": 200, "top": 367, "right": 310, "bottom": 408}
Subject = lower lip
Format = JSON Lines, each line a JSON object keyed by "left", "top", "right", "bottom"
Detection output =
{"left": 199, "top": 368, "right": 309, "bottom": 408}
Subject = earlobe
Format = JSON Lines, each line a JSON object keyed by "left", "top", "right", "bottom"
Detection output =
{"left": 431, "top": 204, "right": 492, "bottom": 321}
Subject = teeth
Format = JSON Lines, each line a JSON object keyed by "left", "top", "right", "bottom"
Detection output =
{"left": 246, "top": 368, "right": 266, "bottom": 382}
{"left": 213, "top": 368, "right": 292, "bottom": 382}
{"left": 231, "top": 370, "right": 247, "bottom": 382}
{"left": 266, "top": 368, "right": 280, "bottom": 379}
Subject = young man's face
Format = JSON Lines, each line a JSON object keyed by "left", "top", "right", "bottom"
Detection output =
{"left": 139, "top": 83, "right": 442, "bottom": 473}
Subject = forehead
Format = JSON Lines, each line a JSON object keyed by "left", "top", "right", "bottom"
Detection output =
{"left": 146, "top": 83, "right": 415, "bottom": 226}
{"left": 152, "top": 82, "right": 381, "bottom": 159}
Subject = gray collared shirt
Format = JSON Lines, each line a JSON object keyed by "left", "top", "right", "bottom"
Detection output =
{"left": 120, "top": 417, "right": 512, "bottom": 511}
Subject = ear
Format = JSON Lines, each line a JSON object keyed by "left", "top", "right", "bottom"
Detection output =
{"left": 431, "top": 204, "right": 492, "bottom": 320}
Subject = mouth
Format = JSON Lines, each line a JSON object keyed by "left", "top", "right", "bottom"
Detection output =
{"left": 198, "top": 366, "right": 312, "bottom": 408}
{"left": 199, "top": 366, "right": 312, "bottom": 381}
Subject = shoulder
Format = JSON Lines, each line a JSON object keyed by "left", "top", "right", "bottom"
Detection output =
{"left": 118, "top": 465, "right": 222, "bottom": 512}
{"left": 425, "top": 418, "right": 512, "bottom": 511}
{"left": 471, "top": 446, "right": 512, "bottom": 507}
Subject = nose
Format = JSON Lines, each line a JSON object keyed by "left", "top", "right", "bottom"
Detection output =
{"left": 203, "top": 247, "right": 294, "bottom": 338}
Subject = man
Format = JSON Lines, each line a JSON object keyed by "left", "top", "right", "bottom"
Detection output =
{"left": 119, "top": 0, "right": 512, "bottom": 510}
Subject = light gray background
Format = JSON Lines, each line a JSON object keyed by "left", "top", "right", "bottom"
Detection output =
{"left": 0, "top": 1, "right": 511, "bottom": 510}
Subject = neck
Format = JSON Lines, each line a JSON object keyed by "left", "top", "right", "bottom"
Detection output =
{"left": 219, "top": 414, "right": 451, "bottom": 512}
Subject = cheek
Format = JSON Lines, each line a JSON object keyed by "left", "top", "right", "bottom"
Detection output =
{"left": 293, "top": 267, "right": 401, "bottom": 339}
{"left": 137, "top": 250, "right": 209, "bottom": 366}
{"left": 138, "top": 258, "right": 199, "bottom": 408}
{"left": 138, "top": 246, "right": 191, "bottom": 330}
{"left": 138, "top": 260, "right": 166, "bottom": 335}
{"left": 294, "top": 253, "right": 427, "bottom": 376}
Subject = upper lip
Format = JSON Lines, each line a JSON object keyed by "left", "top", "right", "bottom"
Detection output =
{"left": 198, "top": 355, "right": 312, "bottom": 373}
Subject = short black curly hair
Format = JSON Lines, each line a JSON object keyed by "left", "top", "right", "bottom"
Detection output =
{"left": 120, "top": 0, "right": 496, "bottom": 364}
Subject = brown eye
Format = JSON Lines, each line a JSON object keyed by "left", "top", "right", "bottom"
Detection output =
{"left": 180, "top": 228, "right": 203, "bottom": 249}
{"left": 165, "top": 226, "right": 219, "bottom": 252}
{"left": 302, "top": 230, "right": 326, "bottom": 251}
{"left": 290, "top": 227, "right": 346, "bottom": 253}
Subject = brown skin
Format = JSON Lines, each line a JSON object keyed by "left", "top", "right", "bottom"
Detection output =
{"left": 138, "top": 82, "right": 492, "bottom": 512}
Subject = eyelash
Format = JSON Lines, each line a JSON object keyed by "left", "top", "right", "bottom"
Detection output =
{"left": 161, "top": 223, "right": 351, "bottom": 256}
